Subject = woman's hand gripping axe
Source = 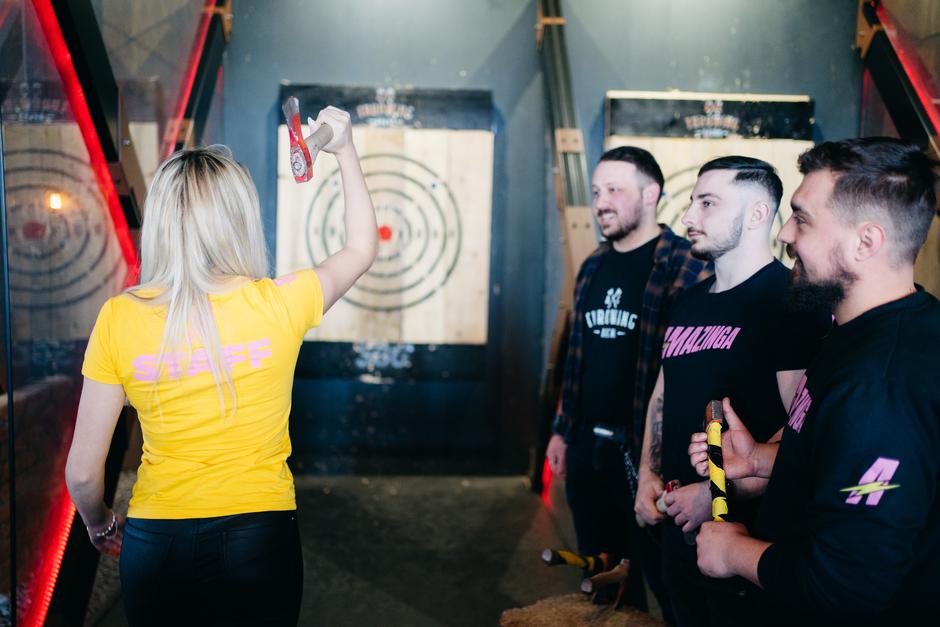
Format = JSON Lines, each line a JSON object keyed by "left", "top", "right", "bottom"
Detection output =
{"left": 282, "top": 96, "right": 333, "bottom": 183}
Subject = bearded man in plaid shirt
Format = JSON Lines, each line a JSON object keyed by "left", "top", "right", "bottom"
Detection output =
{"left": 547, "top": 146, "right": 711, "bottom": 614}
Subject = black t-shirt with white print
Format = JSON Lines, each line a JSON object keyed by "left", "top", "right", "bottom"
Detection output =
{"left": 754, "top": 289, "right": 940, "bottom": 626}
{"left": 577, "top": 237, "right": 658, "bottom": 435}
{"left": 659, "top": 260, "right": 829, "bottom": 571}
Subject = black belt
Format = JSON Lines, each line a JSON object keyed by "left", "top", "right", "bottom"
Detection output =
{"left": 586, "top": 423, "right": 638, "bottom": 500}
{"left": 590, "top": 423, "right": 627, "bottom": 444}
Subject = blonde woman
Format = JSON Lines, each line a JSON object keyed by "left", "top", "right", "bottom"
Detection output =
{"left": 65, "top": 106, "right": 376, "bottom": 625}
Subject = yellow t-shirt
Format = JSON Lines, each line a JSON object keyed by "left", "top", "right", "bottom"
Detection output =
{"left": 81, "top": 269, "right": 323, "bottom": 519}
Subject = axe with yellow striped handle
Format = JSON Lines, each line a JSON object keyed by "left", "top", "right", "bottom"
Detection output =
{"left": 705, "top": 400, "right": 728, "bottom": 522}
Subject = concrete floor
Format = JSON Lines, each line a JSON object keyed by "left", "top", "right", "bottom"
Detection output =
{"left": 88, "top": 473, "right": 588, "bottom": 626}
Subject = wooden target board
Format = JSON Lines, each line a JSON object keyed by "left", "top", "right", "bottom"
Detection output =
{"left": 605, "top": 91, "right": 815, "bottom": 260}
{"left": 3, "top": 123, "right": 128, "bottom": 340}
{"left": 276, "top": 86, "right": 493, "bottom": 345}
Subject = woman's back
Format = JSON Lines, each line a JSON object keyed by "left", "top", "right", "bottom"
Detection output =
{"left": 67, "top": 108, "right": 376, "bottom": 626}
{"left": 83, "top": 270, "right": 323, "bottom": 519}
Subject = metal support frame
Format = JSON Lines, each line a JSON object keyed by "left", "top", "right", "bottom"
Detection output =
{"left": 168, "top": 0, "right": 231, "bottom": 153}
{"left": 0, "top": 111, "right": 19, "bottom": 627}
{"left": 856, "top": 0, "right": 939, "bottom": 159}
{"left": 533, "top": 0, "right": 595, "bottom": 491}
{"left": 48, "top": 0, "right": 147, "bottom": 229}
{"left": 856, "top": 1, "right": 940, "bottom": 298}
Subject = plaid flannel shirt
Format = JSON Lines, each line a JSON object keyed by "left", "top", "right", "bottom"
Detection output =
{"left": 553, "top": 225, "right": 713, "bottom": 462}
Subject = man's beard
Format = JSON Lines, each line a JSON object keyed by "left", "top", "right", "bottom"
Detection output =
{"left": 603, "top": 203, "right": 642, "bottom": 243}
{"left": 690, "top": 212, "right": 744, "bottom": 261}
{"left": 786, "top": 246, "right": 858, "bottom": 314}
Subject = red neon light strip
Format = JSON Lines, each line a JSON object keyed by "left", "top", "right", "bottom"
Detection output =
{"left": 31, "top": 0, "right": 139, "bottom": 280}
{"left": 162, "top": 0, "right": 215, "bottom": 159}
{"left": 876, "top": 3, "right": 940, "bottom": 135}
{"left": 20, "top": 489, "right": 76, "bottom": 627}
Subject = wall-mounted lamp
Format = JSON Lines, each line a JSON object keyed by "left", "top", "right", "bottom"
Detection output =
{"left": 49, "top": 192, "right": 62, "bottom": 210}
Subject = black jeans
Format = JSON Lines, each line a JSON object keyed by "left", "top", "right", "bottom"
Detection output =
{"left": 120, "top": 510, "right": 303, "bottom": 627}
{"left": 565, "top": 439, "right": 659, "bottom": 613}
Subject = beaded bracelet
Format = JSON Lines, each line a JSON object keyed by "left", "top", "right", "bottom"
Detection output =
{"left": 92, "top": 511, "right": 117, "bottom": 539}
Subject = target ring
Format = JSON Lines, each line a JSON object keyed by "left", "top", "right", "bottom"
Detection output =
{"left": 4, "top": 148, "right": 125, "bottom": 309}
{"left": 305, "top": 154, "right": 462, "bottom": 311}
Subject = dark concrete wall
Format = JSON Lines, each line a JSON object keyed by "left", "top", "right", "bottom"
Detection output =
{"left": 222, "top": 1, "right": 862, "bottom": 468}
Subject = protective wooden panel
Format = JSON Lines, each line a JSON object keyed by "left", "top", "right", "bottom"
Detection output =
{"left": 563, "top": 205, "right": 597, "bottom": 280}
{"left": 604, "top": 135, "right": 813, "bottom": 261}
{"left": 277, "top": 125, "right": 493, "bottom": 344}
{"left": 3, "top": 123, "right": 128, "bottom": 340}
{"left": 128, "top": 121, "right": 160, "bottom": 183}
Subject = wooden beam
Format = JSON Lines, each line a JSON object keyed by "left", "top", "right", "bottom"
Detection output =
{"left": 533, "top": 0, "right": 594, "bottom": 491}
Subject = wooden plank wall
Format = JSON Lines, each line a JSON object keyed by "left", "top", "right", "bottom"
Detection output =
{"left": 277, "top": 125, "right": 494, "bottom": 345}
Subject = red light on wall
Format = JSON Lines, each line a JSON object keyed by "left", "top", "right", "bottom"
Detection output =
{"left": 876, "top": 3, "right": 940, "bottom": 135}
{"left": 31, "top": 0, "right": 139, "bottom": 283}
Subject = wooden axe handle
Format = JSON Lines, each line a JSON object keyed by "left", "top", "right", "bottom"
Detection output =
{"left": 306, "top": 123, "right": 334, "bottom": 151}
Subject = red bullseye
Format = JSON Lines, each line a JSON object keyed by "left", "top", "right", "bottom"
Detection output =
{"left": 23, "top": 221, "right": 48, "bottom": 240}
{"left": 378, "top": 224, "right": 393, "bottom": 242}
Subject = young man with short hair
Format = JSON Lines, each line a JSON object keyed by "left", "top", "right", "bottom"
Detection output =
{"left": 635, "top": 156, "right": 829, "bottom": 626}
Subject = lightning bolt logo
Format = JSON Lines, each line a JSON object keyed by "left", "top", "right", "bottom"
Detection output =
{"left": 843, "top": 457, "right": 901, "bottom": 506}
{"left": 841, "top": 481, "right": 900, "bottom": 498}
